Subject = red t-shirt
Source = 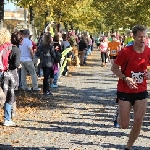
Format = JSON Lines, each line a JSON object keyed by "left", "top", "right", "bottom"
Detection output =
{"left": 115, "top": 45, "right": 150, "bottom": 93}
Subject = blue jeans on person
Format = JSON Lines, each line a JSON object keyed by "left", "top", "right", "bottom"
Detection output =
{"left": 4, "top": 103, "right": 12, "bottom": 121}
{"left": 87, "top": 45, "right": 91, "bottom": 55}
{"left": 84, "top": 50, "right": 88, "bottom": 64}
{"left": 53, "top": 71, "right": 59, "bottom": 84}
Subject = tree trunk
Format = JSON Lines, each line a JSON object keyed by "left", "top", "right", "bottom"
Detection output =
{"left": 0, "top": 0, "right": 4, "bottom": 29}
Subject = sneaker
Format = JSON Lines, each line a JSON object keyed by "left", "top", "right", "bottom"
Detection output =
{"left": 33, "top": 88, "right": 41, "bottom": 91}
{"left": 114, "top": 108, "right": 120, "bottom": 128}
{"left": 50, "top": 84, "right": 58, "bottom": 88}
{"left": 22, "top": 87, "right": 31, "bottom": 90}
{"left": 3, "top": 120, "right": 15, "bottom": 126}
{"left": 43, "top": 91, "right": 53, "bottom": 97}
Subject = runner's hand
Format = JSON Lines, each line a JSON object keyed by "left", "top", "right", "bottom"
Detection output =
{"left": 126, "top": 77, "right": 138, "bottom": 89}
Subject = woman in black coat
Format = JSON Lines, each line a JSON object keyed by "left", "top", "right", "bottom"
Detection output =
{"left": 37, "top": 33, "right": 55, "bottom": 96}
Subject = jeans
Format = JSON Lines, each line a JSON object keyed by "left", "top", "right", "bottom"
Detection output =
{"left": 84, "top": 50, "right": 88, "bottom": 64}
{"left": 21, "top": 61, "right": 39, "bottom": 90}
{"left": 87, "top": 46, "right": 91, "bottom": 55}
{"left": 4, "top": 103, "right": 12, "bottom": 121}
{"left": 43, "top": 67, "right": 53, "bottom": 93}
{"left": 53, "top": 71, "right": 59, "bottom": 84}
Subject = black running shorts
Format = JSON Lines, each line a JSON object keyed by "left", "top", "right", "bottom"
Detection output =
{"left": 116, "top": 91, "right": 148, "bottom": 106}
{"left": 110, "top": 55, "right": 117, "bottom": 59}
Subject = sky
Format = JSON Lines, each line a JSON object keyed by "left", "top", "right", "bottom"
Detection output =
{"left": 4, "top": 1, "right": 16, "bottom": 10}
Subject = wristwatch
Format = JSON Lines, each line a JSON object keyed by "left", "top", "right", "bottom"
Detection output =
{"left": 122, "top": 76, "right": 127, "bottom": 82}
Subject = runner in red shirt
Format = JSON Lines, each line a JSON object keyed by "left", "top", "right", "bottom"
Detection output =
{"left": 111, "top": 25, "right": 150, "bottom": 150}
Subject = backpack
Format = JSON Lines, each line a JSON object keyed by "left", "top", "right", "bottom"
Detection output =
{"left": 0, "top": 43, "right": 12, "bottom": 72}
{"left": 39, "top": 44, "right": 54, "bottom": 67}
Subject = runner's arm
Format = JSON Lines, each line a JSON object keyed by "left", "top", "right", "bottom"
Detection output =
{"left": 112, "top": 63, "right": 138, "bottom": 89}
{"left": 111, "top": 63, "right": 125, "bottom": 80}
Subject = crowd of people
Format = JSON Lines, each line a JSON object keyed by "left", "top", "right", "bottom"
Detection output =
{"left": 0, "top": 24, "right": 150, "bottom": 150}
{"left": 0, "top": 27, "right": 95, "bottom": 126}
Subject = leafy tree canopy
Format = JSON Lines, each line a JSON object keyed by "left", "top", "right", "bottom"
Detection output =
{"left": 7, "top": 0, "right": 150, "bottom": 33}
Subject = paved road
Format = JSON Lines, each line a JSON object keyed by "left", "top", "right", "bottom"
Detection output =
{"left": 0, "top": 49, "right": 150, "bottom": 150}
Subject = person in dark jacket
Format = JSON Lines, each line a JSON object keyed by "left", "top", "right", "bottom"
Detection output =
{"left": 53, "top": 34, "right": 62, "bottom": 53}
{"left": 37, "top": 33, "right": 55, "bottom": 96}
{"left": 2, "top": 31, "right": 23, "bottom": 126}
{"left": 78, "top": 35, "right": 88, "bottom": 65}
{"left": 50, "top": 34, "right": 62, "bottom": 88}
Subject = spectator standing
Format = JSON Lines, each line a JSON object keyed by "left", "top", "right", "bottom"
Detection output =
{"left": 0, "top": 29, "right": 23, "bottom": 126}
{"left": 90, "top": 35, "right": 94, "bottom": 52}
{"left": 69, "top": 31, "right": 80, "bottom": 67}
{"left": 78, "top": 35, "right": 87, "bottom": 66}
{"left": 37, "top": 33, "right": 54, "bottom": 96}
{"left": 29, "top": 35, "right": 38, "bottom": 74}
{"left": 0, "top": 28, "right": 12, "bottom": 126}
{"left": 19, "top": 30, "right": 41, "bottom": 91}
{"left": 50, "top": 34, "right": 62, "bottom": 88}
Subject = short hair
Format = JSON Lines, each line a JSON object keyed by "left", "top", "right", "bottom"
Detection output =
{"left": 0, "top": 28, "right": 11, "bottom": 45}
{"left": 132, "top": 25, "right": 146, "bottom": 36}
{"left": 23, "top": 29, "right": 30, "bottom": 36}
{"left": 11, "top": 31, "right": 23, "bottom": 45}
{"left": 62, "top": 33, "right": 67, "bottom": 41}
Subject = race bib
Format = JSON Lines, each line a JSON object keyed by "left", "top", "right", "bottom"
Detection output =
{"left": 110, "top": 50, "right": 117, "bottom": 55}
{"left": 131, "top": 71, "right": 144, "bottom": 83}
